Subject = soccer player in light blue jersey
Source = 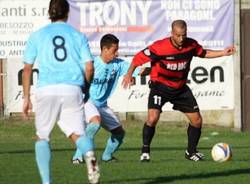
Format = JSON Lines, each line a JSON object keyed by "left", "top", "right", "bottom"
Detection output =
{"left": 72, "top": 34, "right": 150, "bottom": 163}
{"left": 22, "top": 0, "right": 100, "bottom": 183}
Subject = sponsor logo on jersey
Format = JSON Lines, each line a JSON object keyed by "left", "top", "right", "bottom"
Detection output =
{"left": 165, "top": 56, "right": 175, "bottom": 60}
{"left": 165, "top": 61, "right": 188, "bottom": 71}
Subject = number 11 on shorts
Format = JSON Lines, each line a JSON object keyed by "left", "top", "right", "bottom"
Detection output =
{"left": 153, "top": 95, "right": 161, "bottom": 105}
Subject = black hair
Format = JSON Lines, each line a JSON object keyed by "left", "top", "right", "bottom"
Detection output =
{"left": 100, "top": 34, "right": 119, "bottom": 50}
{"left": 48, "top": 0, "right": 69, "bottom": 22}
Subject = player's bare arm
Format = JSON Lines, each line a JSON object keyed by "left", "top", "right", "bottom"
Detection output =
{"left": 205, "top": 45, "right": 236, "bottom": 58}
{"left": 84, "top": 61, "right": 94, "bottom": 84}
{"left": 122, "top": 63, "right": 138, "bottom": 89}
{"left": 83, "top": 61, "right": 94, "bottom": 102}
{"left": 22, "top": 63, "right": 33, "bottom": 117}
{"left": 124, "top": 67, "right": 151, "bottom": 86}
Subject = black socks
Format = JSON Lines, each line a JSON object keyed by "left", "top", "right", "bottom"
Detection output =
{"left": 142, "top": 123, "right": 155, "bottom": 153}
{"left": 187, "top": 124, "right": 201, "bottom": 154}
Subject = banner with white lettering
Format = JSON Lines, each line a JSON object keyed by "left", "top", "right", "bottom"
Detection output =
{"left": 0, "top": 0, "right": 234, "bottom": 58}
{"left": 68, "top": 0, "right": 234, "bottom": 55}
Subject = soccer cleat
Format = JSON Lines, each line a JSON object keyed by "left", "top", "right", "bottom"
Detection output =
{"left": 185, "top": 150, "right": 204, "bottom": 161}
{"left": 140, "top": 153, "right": 150, "bottom": 162}
{"left": 102, "top": 156, "right": 118, "bottom": 163}
{"left": 72, "top": 157, "right": 84, "bottom": 165}
{"left": 84, "top": 151, "right": 100, "bottom": 184}
{"left": 195, "top": 151, "right": 204, "bottom": 159}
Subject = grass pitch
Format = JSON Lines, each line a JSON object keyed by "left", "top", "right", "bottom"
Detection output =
{"left": 0, "top": 119, "right": 250, "bottom": 184}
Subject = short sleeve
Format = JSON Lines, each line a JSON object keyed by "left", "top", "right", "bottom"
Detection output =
{"left": 23, "top": 33, "right": 37, "bottom": 64}
{"left": 80, "top": 35, "right": 94, "bottom": 63}
{"left": 195, "top": 41, "right": 206, "bottom": 58}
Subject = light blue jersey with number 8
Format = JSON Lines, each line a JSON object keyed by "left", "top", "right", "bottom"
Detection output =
{"left": 23, "top": 22, "right": 93, "bottom": 88}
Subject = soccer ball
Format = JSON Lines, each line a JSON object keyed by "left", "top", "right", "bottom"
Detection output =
{"left": 211, "top": 143, "right": 232, "bottom": 162}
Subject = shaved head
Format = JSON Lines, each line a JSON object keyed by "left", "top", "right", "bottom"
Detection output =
{"left": 170, "top": 20, "right": 187, "bottom": 49}
{"left": 171, "top": 20, "right": 187, "bottom": 31}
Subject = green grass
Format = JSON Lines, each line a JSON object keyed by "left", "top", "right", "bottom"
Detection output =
{"left": 0, "top": 119, "right": 250, "bottom": 184}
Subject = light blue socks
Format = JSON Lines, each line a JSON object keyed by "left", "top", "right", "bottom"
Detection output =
{"left": 86, "top": 123, "right": 101, "bottom": 139}
{"left": 35, "top": 140, "right": 51, "bottom": 184}
{"left": 73, "top": 123, "right": 100, "bottom": 160}
{"left": 102, "top": 134, "right": 124, "bottom": 161}
{"left": 75, "top": 135, "right": 94, "bottom": 157}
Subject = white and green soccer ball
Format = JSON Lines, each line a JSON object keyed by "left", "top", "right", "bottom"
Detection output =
{"left": 211, "top": 143, "right": 232, "bottom": 162}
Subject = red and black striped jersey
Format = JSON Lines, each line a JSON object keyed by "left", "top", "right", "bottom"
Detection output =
{"left": 132, "top": 37, "right": 206, "bottom": 89}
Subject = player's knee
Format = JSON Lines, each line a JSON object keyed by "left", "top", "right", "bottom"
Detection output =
{"left": 69, "top": 133, "right": 80, "bottom": 143}
{"left": 111, "top": 127, "right": 125, "bottom": 144}
{"left": 111, "top": 126, "right": 125, "bottom": 136}
{"left": 197, "top": 116, "right": 203, "bottom": 125}
{"left": 89, "top": 115, "right": 101, "bottom": 123}
{"left": 147, "top": 111, "right": 160, "bottom": 126}
{"left": 36, "top": 136, "right": 49, "bottom": 142}
{"left": 192, "top": 116, "right": 203, "bottom": 128}
{"left": 36, "top": 133, "right": 51, "bottom": 142}
{"left": 147, "top": 118, "right": 158, "bottom": 126}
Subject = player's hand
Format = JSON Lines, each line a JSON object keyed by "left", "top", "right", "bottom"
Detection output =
{"left": 122, "top": 74, "right": 134, "bottom": 89}
{"left": 23, "top": 97, "right": 32, "bottom": 119}
{"left": 130, "top": 77, "right": 136, "bottom": 86}
{"left": 224, "top": 46, "right": 236, "bottom": 56}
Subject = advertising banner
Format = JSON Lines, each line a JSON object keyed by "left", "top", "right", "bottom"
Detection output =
{"left": 67, "top": 0, "right": 234, "bottom": 55}
{"left": 6, "top": 56, "right": 234, "bottom": 113}
{"left": 0, "top": 0, "right": 234, "bottom": 57}
{"left": 0, "top": 0, "right": 50, "bottom": 58}
{"left": 2, "top": 0, "right": 235, "bottom": 112}
{"left": 109, "top": 56, "right": 234, "bottom": 112}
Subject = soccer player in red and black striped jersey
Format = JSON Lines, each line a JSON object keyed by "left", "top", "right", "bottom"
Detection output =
{"left": 122, "top": 19, "right": 235, "bottom": 162}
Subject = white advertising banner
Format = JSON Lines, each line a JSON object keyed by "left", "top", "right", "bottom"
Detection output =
{"left": 109, "top": 56, "right": 234, "bottom": 112}
{"left": 6, "top": 56, "right": 234, "bottom": 113}
{"left": 6, "top": 59, "right": 37, "bottom": 113}
{"left": 0, "top": 0, "right": 50, "bottom": 58}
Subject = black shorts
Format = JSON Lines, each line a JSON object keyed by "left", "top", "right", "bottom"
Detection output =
{"left": 148, "top": 81, "right": 199, "bottom": 113}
